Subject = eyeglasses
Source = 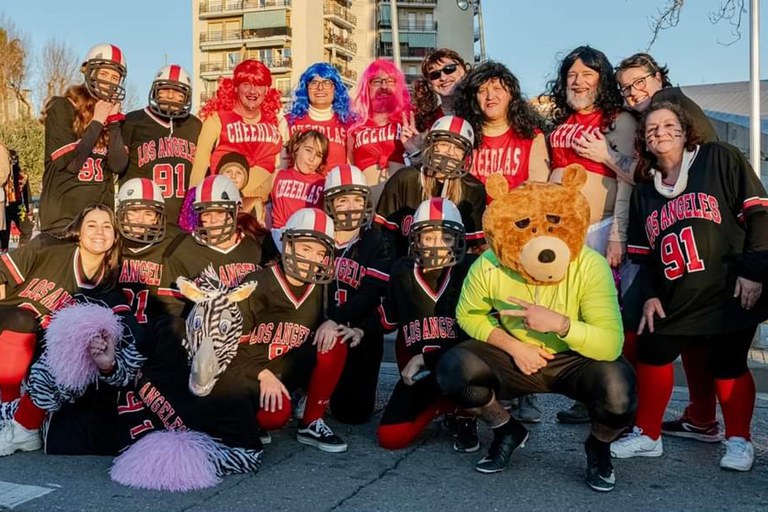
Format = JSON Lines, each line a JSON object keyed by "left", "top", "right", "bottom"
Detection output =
{"left": 370, "top": 77, "right": 396, "bottom": 88}
{"left": 427, "top": 63, "right": 459, "bottom": 81}
{"left": 619, "top": 73, "right": 655, "bottom": 97}
{"left": 308, "top": 79, "right": 334, "bottom": 91}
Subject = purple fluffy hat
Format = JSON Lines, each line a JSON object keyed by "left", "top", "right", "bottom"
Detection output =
{"left": 44, "top": 303, "right": 123, "bottom": 393}
{"left": 110, "top": 430, "right": 221, "bottom": 492}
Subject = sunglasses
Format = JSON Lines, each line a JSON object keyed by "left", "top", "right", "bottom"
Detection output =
{"left": 427, "top": 63, "right": 459, "bottom": 81}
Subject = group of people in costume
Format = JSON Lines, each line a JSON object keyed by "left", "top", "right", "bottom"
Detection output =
{"left": 0, "top": 39, "right": 764, "bottom": 494}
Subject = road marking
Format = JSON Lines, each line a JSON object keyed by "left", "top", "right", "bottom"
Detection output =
{"left": 0, "top": 481, "right": 56, "bottom": 509}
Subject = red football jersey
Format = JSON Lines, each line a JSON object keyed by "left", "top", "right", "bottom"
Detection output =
{"left": 349, "top": 119, "right": 404, "bottom": 171}
{"left": 288, "top": 113, "right": 348, "bottom": 170}
{"left": 470, "top": 127, "right": 537, "bottom": 190}
{"left": 269, "top": 168, "right": 325, "bottom": 229}
{"left": 548, "top": 111, "right": 616, "bottom": 178}
{"left": 210, "top": 109, "right": 283, "bottom": 174}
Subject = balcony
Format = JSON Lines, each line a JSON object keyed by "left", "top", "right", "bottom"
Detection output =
{"left": 378, "top": 20, "right": 437, "bottom": 31}
{"left": 332, "top": 62, "right": 358, "bottom": 84}
{"left": 199, "top": 0, "right": 291, "bottom": 18}
{"left": 324, "top": 2, "right": 357, "bottom": 29}
{"left": 199, "top": 27, "right": 292, "bottom": 49}
{"left": 378, "top": 0, "right": 437, "bottom": 7}
{"left": 378, "top": 46, "right": 431, "bottom": 60}
{"left": 199, "top": 56, "right": 292, "bottom": 77}
{"left": 324, "top": 33, "right": 357, "bottom": 56}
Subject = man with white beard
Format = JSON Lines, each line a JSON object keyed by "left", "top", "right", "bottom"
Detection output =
{"left": 544, "top": 46, "right": 638, "bottom": 425}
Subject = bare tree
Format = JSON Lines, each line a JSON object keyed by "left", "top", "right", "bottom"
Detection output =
{"left": 0, "top": 16, "right": 31, "bottom": 121}
{"left": 38, "top": 38, "right": 80, "bottom": 107}
{"left": 122, "top": 79, "right": 142, "bottom": 112}
{"left": 647, "top": 0, "right": 747, "bottom": 49}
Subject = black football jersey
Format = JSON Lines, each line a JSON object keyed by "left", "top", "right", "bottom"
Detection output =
{"left": 375, "top": 166, "right": 486, "bottom": 258}
{"left": 627, "top": 142, "right": 768, "bottom": 334}
{"left": 40, "top": 96, "right": 120, "bottom": 232}
{"left": 237, "top": 264, "right": 324, "bottom": 372}
{"left": 118, "top": 226, "right": 181, "bottom": 325}
{"left": 0, "top": 234, "right": 113, "bottom": 326}
{"left": 326, "top": 226, "right": 393, "bottom": 331}
{"left": 158, "top": 232, "right": 271, "bottom": 318}
{"left": 379, "top": 254, "right": 476, "bottom": 365}
{"left": 120, "top": 108, "right": 202, "bottom": 225}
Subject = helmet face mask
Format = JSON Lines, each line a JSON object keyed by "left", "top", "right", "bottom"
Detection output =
{"left": 282, "top": 233, "right": 335, "bottom": 284}
{"left": 193, "top": 203, "right": 239, "bottom": 247}
{"left": 118, "top": 200, "right": 166, "bottom": 244}
{"left": 422, "top": 133, "right": 472, "bottom": 179}
{"left": 324, "top": 186, "right": 373, "bottom": 231}
{"left": 409, "top": 221, "right": 466, "bottom": 270}
{"left": 148, "top": 65, "right": 192, "bottom": 119}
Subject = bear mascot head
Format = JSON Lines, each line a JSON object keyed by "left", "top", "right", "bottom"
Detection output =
{"left": 483, "top": 164, "right": 590, "bottom": 284}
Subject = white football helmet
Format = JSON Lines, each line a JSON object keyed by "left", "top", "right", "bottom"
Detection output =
{"left": 409, "top": 197, "right": 466, "bottom": 270}
{"left": 81, "top": 43, "right": 127, "bottom": 102}
{"left": 116, "top": 178, "right": 166, "bottom": 244}
{"left": 149, "top": 64, "right": 193, "bottom": 119}
{"left": 422, "top": 116, "right": 475, "bottom": 179}
{"left": 193, "top": 175, "right": 242, "bottom": 246}
{"left": 282, "top": 208, "right": 336, "bottom": 284}
{"left": 323, "top": 164, "right": 373, "bottom": 231}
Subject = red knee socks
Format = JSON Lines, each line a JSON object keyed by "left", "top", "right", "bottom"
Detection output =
{"left": 302, "top": 341, "right": 348, "bottom": 426}
{"left": 14, "top": 394, "right": 47, "bottom": 430}
{"left": 0, "top": 330, "right": 36, "bottom": 401}
{"left": 256, "top": 392, "right": 292, "bottom": 430}
{"left": 634, "top": 362, "right": 674, "bottom": 440}
{"left": 715, "top": 373, "right": 755, "bottom": 440}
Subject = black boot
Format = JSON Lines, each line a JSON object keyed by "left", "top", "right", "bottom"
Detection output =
{"left": 453, "top": 416, "right": 480, "bottom": 453}
{"left": 475, "top": 419, "right": 528, "bottom": 474}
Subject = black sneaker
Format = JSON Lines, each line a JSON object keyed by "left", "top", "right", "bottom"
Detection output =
{"left": 556, "top": 401, "right": 591, "bottom": 424}
{"left": 297, "top": 419, "right": 348, "bottom": 453}
{"left": 475, "top": 420, "right": 528, "bottom": 474}
{"left": 444, "top": 413, "right": 459, "bottom": 438}
{"left": 453, "top": 416, "right": 480, "bottom": 453}
{"left": 585, "top": 436, "right": 615, "bottom": 492}
{"left": 256, "top": 426, "right": 271, "bottom": 445}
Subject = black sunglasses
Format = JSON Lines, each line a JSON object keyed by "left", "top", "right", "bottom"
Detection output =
{"left": 427, "top": 63, "right": 459, "bottom": 81}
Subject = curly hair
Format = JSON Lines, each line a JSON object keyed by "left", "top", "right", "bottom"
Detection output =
{"left": 198, "top": 59, "right": 281, "bottom": 124}
{"left": 413, "top": 48, "right": 469, "bottom": 132}
{"left": 453, "top": 60, "right": 545, "bottom": 147}
{"left": 615, "top": 52, "right": 673, "bottom": 88}
{"left": 544, "top": 46, "right": 624, "bottom": 130}
{"left": 288, "top": 62, "right": 355, "bottom": 126}
{"left": 350, "top": 59, "right": 411, "bottom": 130}
{"left": 634, "top": 101, "right": 702, "bottom": 183}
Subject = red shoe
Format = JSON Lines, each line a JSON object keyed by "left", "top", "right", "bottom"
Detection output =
{"left": 661, "top": 414, "right": 723, "bottom": 443}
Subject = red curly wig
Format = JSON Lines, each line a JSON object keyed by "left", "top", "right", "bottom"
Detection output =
{"left": 199, "top": 59, "right": 281, "bottom": 124}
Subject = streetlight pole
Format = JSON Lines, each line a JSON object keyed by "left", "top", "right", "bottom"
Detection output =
{"left": 749, "top": 0, "right": 761, "bottom": 178}
{"left": 476, "top": 1, "right": 486, "bottom": 62}
{"left": 391, "top": 0, "right": 401, "bottom": 70}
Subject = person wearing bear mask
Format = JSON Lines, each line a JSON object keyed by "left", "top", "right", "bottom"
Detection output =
{"left": 434, "top": 167, "right": 635, "bottom": 492}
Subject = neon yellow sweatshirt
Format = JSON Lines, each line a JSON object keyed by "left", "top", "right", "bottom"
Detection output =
{"left": 456, "top": 246, "right": 623, "bottom": 361}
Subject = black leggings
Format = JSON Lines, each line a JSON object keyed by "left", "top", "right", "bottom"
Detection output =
{"left": 435, "top": 340, "right": 636, "bottom": 431}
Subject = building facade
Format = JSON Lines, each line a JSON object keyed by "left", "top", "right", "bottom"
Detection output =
{"left": 192, "top": 0, "right": 478, "bottom": 110}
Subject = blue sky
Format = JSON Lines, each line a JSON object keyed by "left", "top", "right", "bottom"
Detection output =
{"left": 2, "top": 0, "right": 767, "bottom": 104}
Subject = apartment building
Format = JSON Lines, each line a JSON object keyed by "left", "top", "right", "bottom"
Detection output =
{"left": 192, "top": 0, "right": 480, "bottom": 109}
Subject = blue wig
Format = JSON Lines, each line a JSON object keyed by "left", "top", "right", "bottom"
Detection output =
{"left": 289, "top": 62, "right": 355, "bottom": 125}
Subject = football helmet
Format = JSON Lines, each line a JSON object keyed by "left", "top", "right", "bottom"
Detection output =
{"left": 409, "top": 197, "right": 466, "bottom": 270}
{"left": 81, "top": 43, "right": 127, "bottom": 102}
{"left": 282, "top": 208, "right": 336, "bottom": 284}
{"left": 422, "top": 116, "right": 474, "bottom": 179}
{"left": 323, "top": 164, "right": 373, "bottom": 231}
{"left": 116, "top": 178, "right": 166, "bottom": 244}
{"left": 193, "top": 175, "right": 242, "bottom": 246}
{"left": 149, "top": 64, "right": 192, "bottom": 119}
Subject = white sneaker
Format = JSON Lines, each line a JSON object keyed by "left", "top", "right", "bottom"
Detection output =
{"left": 0, "top": 420, "right": 41, "bottom": 456}
{"left": 720, "top": 437, "right": 754, "bottom": 472}
{"left": 610, "top": 426, "right": 663, "bottom": 459}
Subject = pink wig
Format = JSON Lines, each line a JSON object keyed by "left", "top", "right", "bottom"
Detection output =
{"left": 199, "top": 59, "right": 282, "bottom": 124}
{"left": 351, "top": 59, "right": 412, "bottom": 130}
{"left": 44, "top": 303, "right": 123, "bottom": 394}
{"left": 110, "top": 430, "right": 221, "bottom": 492}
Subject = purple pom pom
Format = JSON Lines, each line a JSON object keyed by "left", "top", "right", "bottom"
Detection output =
{"left": 178, "top": 186, "right": 199, "bottom": 234}
{"left": 44, "top": 303, "right": 122, "bottom": 393}
{"left": 110, "top": 430, "right": 221, "bottom": 492}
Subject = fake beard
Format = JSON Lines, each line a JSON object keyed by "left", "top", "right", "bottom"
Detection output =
{"left": 371, "top": 93, "right": 398, "bottom": 114}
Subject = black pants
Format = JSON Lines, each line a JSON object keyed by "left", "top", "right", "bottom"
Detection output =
{"left": 637, "top": 326, "right": 756, "bottom": 379}
{"left": 0, "top": 203, "right": 34, "bottom": 250}
{"left": 435, "top": 340, "right": 636, "bottom": 432}
{"left": 330, "top": 329, "right": 384, "bottom": 424}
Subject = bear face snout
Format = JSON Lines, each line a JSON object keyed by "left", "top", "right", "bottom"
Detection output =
{"left": 519, "top": 236, "right": 572, "bottom": 283}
